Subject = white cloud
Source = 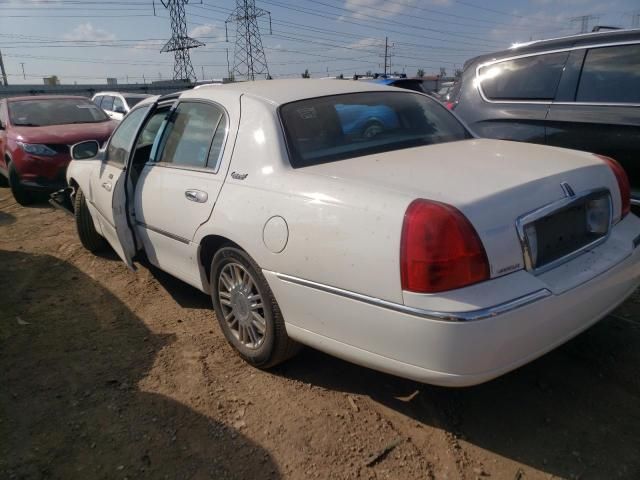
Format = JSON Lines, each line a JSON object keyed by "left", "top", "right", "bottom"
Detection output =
{"left": 189, "top": 24, "right": 224, "bottom": 41}
{"left": 343, "top": 0, "right": 452, "bottom": 20}
{"left": 63, "top": 23, "right": 116, "bottom": 42}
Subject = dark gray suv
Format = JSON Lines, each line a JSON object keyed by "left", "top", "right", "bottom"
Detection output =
{"left": 451, "top": 29, "right": 640, "bottom": 204}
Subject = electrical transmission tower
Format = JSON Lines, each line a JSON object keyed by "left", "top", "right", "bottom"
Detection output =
{"left": 158, "top": 0, "right": 204, "bottom": 82}
{"left": 570, "top": 15, "right": 599, "bottom": 33}
{"left": 225, "top": 0, "right": 272, "bottom": 81}
{"left": 379, "top": 37, "right": 394, "bottom": 77}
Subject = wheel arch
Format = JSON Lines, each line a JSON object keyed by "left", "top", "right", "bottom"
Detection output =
{"left": 198, "top": 234, "right": 246, "bottom": 289}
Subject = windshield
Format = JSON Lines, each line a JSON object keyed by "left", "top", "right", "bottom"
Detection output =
{"left": 125, "top": 96, "right": 147, "bottom": 108}
{"left": 8, "top": 98, "right": 109, "bottom": 127}
{"left": 280, "top": 91, "right": 470, "bottom": 167}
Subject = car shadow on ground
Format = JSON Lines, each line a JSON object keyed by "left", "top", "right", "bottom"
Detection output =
{"left": 0, "top": 249, "right": 281, "bottom": 480}
{"left": 0, "top": 210, "right": 15, "bottom": 226}
{"left": 272, "top": 309, "right": 640, "bottom": 479}
{"left": 139, "top": 255, "right": 212, "bottom": 310}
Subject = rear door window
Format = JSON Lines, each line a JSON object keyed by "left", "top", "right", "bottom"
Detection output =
{"left": 113, "top": 96, "right": 125, "bottom": 112}
{"left": 93, "top": 95, "right": 103, "bottom": 107}
{"left": 576, "top": 44, "right": 640, "bottom": 103}
{"left": 101, "top": 96, "right": 114, "bottom": 111}
{"left": 478, "top": 52, "right": 569, "bottom": 101}
{"left": 155, "top": 102, "right": 226, "bottom": 169}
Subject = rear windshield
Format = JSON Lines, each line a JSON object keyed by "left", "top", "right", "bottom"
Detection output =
{"left": 125, "top": 96, "right": 147, "bottom": 108}
{"left": 8, "top": 98, "right": 109, "bottom": 127}
{"left": 280, "top": 91, "right": 470, "bottom": 167}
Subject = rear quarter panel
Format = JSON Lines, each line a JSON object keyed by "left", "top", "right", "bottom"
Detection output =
{"left": 193, "top": 94, "right": 410, "bottom": 303}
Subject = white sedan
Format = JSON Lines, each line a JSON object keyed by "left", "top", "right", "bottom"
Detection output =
{"left": 61, "top": 80, "right": 640, "bottom": 386}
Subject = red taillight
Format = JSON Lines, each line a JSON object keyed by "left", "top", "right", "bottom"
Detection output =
{"left": 445, "top": 101, "right": 455, "bottom": 110}
{"left": 400, "top": 199, "right": 490, "bottom": 293}
{"left": 597, "top": 154, "right": 630, "bottom": 219}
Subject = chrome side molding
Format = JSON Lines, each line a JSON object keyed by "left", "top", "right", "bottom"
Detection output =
{"left": 271, "top": 271, "right": 551, "bottom": 322}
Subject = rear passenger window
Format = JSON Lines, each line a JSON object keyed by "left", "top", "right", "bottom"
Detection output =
{"left": 156, "top": 102, "right": 225, "bottom": 169}
{"left": 101, "top": 96, "right": 114, "bottom": 111}
{"left": 479, "top": 52, "right": 568, "bottom": 101}
{"left": 113, "top": 97, "right": 125, "bottom": 111}
{"left": 576, "top": 44, "right": 640, "bottom": 103}
{"left": 93, "top": 96, "right": 103, "bottom": 107}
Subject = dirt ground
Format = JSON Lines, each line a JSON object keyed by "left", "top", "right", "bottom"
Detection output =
{"left": 0, "top": 186, "right": 639, "bottom": 480}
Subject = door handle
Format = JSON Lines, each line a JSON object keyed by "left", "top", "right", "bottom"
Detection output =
{"left": 102, "top": 181, "right": 112, "bottom": 192}
{"left": 185, "top": 189, "right": 208, "bottom": 203}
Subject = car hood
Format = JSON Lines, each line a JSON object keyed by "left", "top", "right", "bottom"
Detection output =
{"left": 301, "top": 138, "right": 619, "bottom": 279}
{"left": 10, "top": 120, "right": 117, "bottom": 145}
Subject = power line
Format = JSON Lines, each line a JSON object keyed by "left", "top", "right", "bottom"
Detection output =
{"left": 259, "top": 0, "right": 506, "bottom": 47}
{"left": 570, "top": 15, "right": 599, "bottom": 33}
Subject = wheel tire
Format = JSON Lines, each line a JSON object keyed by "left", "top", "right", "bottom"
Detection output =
{"left": 74, "top": 187, "right": 107, "bottom": 253}
{"left": 210, "top": 246, "right": 300, "bottom": 368}
{"left": 8, "top": 162, "right": 34, "bottom": 206}
{"left": 0, "top": 162, "right": 8, "bottom": 187}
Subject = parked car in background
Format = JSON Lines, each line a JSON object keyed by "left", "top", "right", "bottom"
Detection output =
{"left": 92, "top": 92, "right": 151, "bottom": 121}
{"left": 451, "top": 28, "right": 640, "bottom": 205}
{"left": 62, "top": 80, "right": 640, "bottom": 386}
{"left": 0, "top": 95, "right": 117, "bottom": 205}
{"left": 365, "top": 77, "right": 430, "bottom": 93}
{"left": 433, "top": 82, "right": 455, "bottom": 101}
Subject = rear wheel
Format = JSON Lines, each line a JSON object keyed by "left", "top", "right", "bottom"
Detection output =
{"left": 210, "top": 246, "right": 300, "bottom": 368}
{"left": 74, "top": 187, "right": 107, "bottom": 253}
{"left": 8, "top": 162, "right": 34, "bottom": 206}
{"left": 0, "top": 160, "right": 8, "bottom": 187}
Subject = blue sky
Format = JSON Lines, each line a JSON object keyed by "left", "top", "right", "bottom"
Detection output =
{"left": 0, "top": 0, "right": 638, "bottom": 84}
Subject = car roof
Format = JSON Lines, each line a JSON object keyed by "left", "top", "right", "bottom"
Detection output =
{"left": 6, "top": 95, "right": 91, "bottom": 102}
{"left": 93, "top": 91, "right": 151, "bottom": 98}
{"left": 185, "top": 79, "right": 396, "bottom": 105}
{"left": 465, "top": 27, "right": 640, "bottom": 69}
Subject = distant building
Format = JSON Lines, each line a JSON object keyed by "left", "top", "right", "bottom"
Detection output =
{"left": 106, "top": 78, "right": 118, "bottom": 86}
{"left": 43, "top": 76, "right": 60, "bottom": 86}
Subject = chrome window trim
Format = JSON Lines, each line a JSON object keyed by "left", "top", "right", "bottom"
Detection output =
{"left": 271, "top": 271, "right": 551, "bottom": 323}
{"left": 150, "top": 99, "right": 230, "bottom": 174}
{"left": 475, "top": 40, "right": 640, "bottom": 105}
{"left": 515, "top": 188, "right": 613, "bottom": 275}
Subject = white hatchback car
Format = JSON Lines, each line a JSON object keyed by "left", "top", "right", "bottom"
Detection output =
{"left": 92, "top": 92, "right": 151, "bottom": 121}
{"left": 62, "top": 80, "right": 640, "bottom": 386}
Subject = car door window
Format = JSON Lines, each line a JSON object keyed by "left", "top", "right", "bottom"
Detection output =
{"left": 113, "top": 96, "right": 125, "bottom": 112}
{"left": 576, "top": 44, "right": 640, "bottom": 103}
{"left": 106, "top": 106, "right": 150, "bottom": 166}
{"left": 478, "top": 52, "right": 569, "bottom": 101}
{"left": 93, "top": 96, "right": 103, "bottom": 108}
{"left": 156, "top": 102, "right": 225, "bottom": 169}
{"left": 101, "top": 96, "right": 114, "bottom": 111}
{"left": 207, "top": 114, "right": 227, "bottom": 170}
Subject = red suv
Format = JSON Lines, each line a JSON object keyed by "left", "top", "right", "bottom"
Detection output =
{"left": 0, "top": 96, "right": 117, "bottom": 205}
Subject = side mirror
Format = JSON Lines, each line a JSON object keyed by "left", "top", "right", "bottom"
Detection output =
{"left": 71, "top": 140, "right": 100, "bottom": 160}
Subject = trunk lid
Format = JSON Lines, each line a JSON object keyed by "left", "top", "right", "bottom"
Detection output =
{"left": 301, "top": 138, "right": 619, "bottom": 278}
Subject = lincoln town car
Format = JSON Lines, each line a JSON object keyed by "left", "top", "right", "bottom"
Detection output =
{"left": 59, "top": 80, "right": 640, "bottom": 386}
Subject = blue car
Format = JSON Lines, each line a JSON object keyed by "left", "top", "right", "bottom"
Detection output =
{"left": 335, "top": 103, "right": 399, "bottom": 138}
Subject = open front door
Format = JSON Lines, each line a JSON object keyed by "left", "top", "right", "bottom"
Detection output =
{"left": 89, "top": 104, "right": 155, "bottom": 269}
